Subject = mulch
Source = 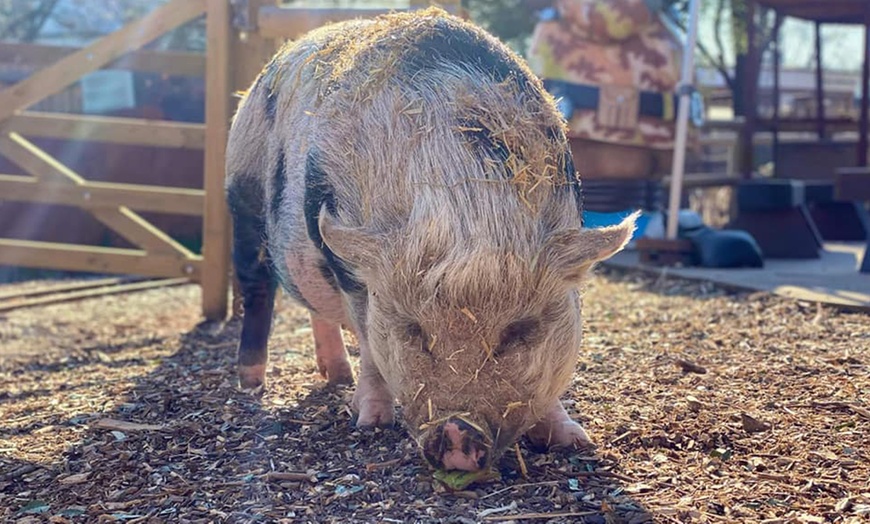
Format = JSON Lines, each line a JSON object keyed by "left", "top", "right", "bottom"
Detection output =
{"left": 0, "top": 268, "right": 868, "bottom": 523}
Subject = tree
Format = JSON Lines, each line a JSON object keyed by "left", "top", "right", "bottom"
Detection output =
{"left": 0, "top": 0, "right": 60, "bottom": 41}
{"left": 680, "top": 0, "right": 781, "bottom": 108}
{"left": 0, "top": 0, "right": 204, "bottom": 50}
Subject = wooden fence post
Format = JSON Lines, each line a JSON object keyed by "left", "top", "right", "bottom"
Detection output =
{"left": 202, "top": 0, "right": 233, "bottom": 322}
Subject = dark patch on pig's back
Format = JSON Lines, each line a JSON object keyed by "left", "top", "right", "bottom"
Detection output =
{"left": 267, "top": 152, "right": 317, "bottom": 310}
{"left": 545, "top": 126, "right": 584, "bottom": 214}
{"left": 270, "top": 150, "right": 286, "bottom": 226}
{"left": 227, "top": 165, "right": 313, "bottom": 312}
{"left": 251, "top": 56, "right": 281, "bottom": 127}
{"left": 399, "top": 18, "right": 539, "bottom": 97}
{"left": 302, "top": 151, "right": 365, "bottom": 296}
{"left": 264, "top": 88, "right": 277, "bottom": 126}
{"left": 563, "top": 151, "right": 583, "bottom": 214}
{"left": 456, "top": 120, "right": 583, "bottom": 213}
{"left": 457, "top": 117, "right": 511, "bottom": 177}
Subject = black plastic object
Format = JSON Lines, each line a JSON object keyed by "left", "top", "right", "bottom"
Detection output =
{"left": 682, "top": 227, "right": 764, "bottom": 268}
{"left": 803, "top": 180, "right": 835, "bottom": 204}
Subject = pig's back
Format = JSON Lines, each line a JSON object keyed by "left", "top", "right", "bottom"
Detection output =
{"left": 229, "top": 7, "right": 582, "bottom": 307}
{"left": 296, "top": 7, "right": 581, "bottom": 234}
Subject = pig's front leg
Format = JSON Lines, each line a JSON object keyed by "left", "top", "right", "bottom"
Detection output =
{"left": 310, "top": 314, "right": 354, "bottom": 385}
{"left": 351, "top": 336, "right": 395, "bottom": 427}
{"left": 525, "top": 400, "right": 596, "bottom": 451}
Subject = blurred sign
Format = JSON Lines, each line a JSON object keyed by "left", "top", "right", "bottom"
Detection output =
{"left": 80, "top": 70, "right": 136, "bottom": 114}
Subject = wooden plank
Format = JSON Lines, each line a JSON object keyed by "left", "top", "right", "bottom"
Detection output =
{"left": 741, "top": 0, "right": 758, "bottom": 179}
{"left": 0, "top": 133, "right": 197, "bottom": 257}
{"left": 90, "top": 206, "right": 197, "bottom": 258}
{"left": 661, "top": 173, "right": 742, "bottom": 189}
{"left": 233, "top": 0, "right": 277, "bottom": 91}
{"left": 0, "top": 42, "right": 205, "bottom": 77}
{"left": 815, "top": 21, "right": 826, "bottom": 140}
{"left": 756, "top": 0, "right": 870, "bottom": 25}
{"left": 0, "top": 278, "right": 190, "bottom": 313}
{"left": 0, "top": 0, "right": 207, "bottom": 123}
{"left": 0, "top": 175, "right": 204, "bottom": 216}
{"left": 0, "top": 132, "right": 82, "bottom": 182}
{"left": 256, "top": 5, "right": 462, "bottom": 40}
{"left": 258, "top": 7, "right": 397, "bottom": 40}
{"left": 0, "top": 239, "right": 201, "bottom": 280}
{"left": 0, "top": 276, "right": 136, "bottom": 302}
{"left": 201, "top": 0, "right": 233, "bottom": 322}
{"left": 2, "top": 112, "right": 205, "bottom": 149}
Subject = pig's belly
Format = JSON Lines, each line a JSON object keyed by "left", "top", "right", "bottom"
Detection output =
{"left": 283, "top": 245, "right": 350, "bottom": 326}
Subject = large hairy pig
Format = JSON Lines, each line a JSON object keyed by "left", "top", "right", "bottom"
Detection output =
{"left": 225, "top": 7, "right": 636, "bottom": 473}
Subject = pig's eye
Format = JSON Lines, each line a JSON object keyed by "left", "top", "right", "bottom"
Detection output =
{"left": 496, "top": 319, "right": 540, "bottom": 355}
{"left": 405, "top": 323, "right": 433, "bottom": 354}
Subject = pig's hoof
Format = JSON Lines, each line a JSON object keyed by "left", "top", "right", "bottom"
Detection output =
{"left": 352, "top": 392, "right": 395, "bottom": 428}
{"left": 238, "top": 364, "right": 266, "bottom": 390}
{"left": 317, "top": 358, "right": 355, "bottom": 386}
{"left": 354, "top": 401, "right": 395, "bottom": 428}
{"left": 526, "top": 419, "right": 596, "bottom": 452}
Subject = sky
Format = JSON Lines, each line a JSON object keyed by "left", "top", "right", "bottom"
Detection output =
{"left": 695, "top": 12, "right": 865, "bottom": 73}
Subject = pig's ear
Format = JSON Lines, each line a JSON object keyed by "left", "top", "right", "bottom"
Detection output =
{"left": 541, "top": 211, "right": 639, "bottom": 282}
{"left": 317, "top": 205, "right": 383, "bottom": 269}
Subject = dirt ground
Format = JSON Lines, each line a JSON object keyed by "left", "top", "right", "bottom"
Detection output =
{"left": 1, "top": 268, "right": 868, "bottom": 523}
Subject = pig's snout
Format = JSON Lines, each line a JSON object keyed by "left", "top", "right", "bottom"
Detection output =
{"left": 422, "top": 417, "right": 490, "bottom": 472}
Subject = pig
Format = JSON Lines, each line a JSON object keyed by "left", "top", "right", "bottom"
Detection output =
{"left": 224, "top": 7, "right": 636, "bottom": 473}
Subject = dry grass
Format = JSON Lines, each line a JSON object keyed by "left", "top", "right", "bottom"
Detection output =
{"left": 1, "top": 268, "right": 868, "bottom": 523}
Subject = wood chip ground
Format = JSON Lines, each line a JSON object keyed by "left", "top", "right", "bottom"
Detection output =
{"left": 1, "top": 268, "right": 868, "bottom": 523}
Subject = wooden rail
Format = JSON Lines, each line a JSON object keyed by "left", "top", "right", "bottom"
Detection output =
{"left": 257, "top": 5, "right": 462, "bottom": 39}
{"left": 0, "top": 42, "right": 205, "bottom": 77}
{"left": 0, "top": 277, "right": 190, "bottom": 313}
{"left": 0, "top": 239, "right": 200, "bottom": 280}
{"left": 0, "top": 175, "right": 204, "bottom": 215}
{"left": 201, "top": 0, "right": 233, "bottom": 321}
{"left": 0, "top": 112, "right": 205, "bottom": 149}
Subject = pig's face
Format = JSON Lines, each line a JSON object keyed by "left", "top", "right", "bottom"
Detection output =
{"left": 363, "top": 257, "right": 586, "bottom": 471}
{"left": 319, "top": 207, "right": 637, "bottom": 470}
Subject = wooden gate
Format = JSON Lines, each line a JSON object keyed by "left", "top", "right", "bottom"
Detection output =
{"left": 0, "top": 0, "right": 229, "bottom": 319}
{"left": 0, "top": 0, "right": 461, "bottom": 321}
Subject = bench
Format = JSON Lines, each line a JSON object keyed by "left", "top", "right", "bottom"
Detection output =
{"left": 728, "top": 179, "right": 824, "bottom": 259}
{"left": 804, "top": 179, "right": 870, "bottom": 242}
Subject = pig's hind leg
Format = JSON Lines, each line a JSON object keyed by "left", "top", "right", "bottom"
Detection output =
{"left": 311, "top": 314, "right": 354, "bottom": 385}
{"left": 227, "top": 177, "right": 277, "bottom": 390}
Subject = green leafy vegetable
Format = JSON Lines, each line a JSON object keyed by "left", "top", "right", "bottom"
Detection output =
{"left": 433, "top": 468, "right": 499, "bottom": 491}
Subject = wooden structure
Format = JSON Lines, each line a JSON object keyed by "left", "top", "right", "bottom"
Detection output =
{"left": 0, "top": 0, "right": 461, "bottom": 321}
{"left": 742, "top": 0, "right": 870, "bottom": 173}
{"left": 733, "top": 0, "right": 870, "bottom": 268}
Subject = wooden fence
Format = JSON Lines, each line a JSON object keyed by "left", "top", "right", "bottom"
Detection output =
{"left": 0, "top": 0, "right": 460, "bottom": 321}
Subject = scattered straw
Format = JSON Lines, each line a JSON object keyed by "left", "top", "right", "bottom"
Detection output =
{"left": 514, "top": 444, "right": 528, "bottom": 479}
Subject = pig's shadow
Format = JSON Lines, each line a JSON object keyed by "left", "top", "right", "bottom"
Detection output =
{"left": 253, "top": 335, "right": 654, "bottom": 523}
{"left": 1, "top": 313, "right": 653, "bottom": 523}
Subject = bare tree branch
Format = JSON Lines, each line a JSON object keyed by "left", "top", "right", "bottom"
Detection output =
{"left": 713, "top": 0, "right": 728, "bottom": 78}
{"left": 0, "top": 0, "right": 59, "bottom": 42}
